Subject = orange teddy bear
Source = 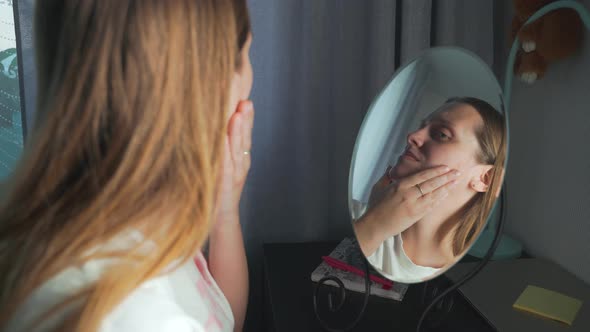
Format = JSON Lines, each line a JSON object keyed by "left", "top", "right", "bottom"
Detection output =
{"left": 511, "top": 0, "right": 584, "bottom": 83}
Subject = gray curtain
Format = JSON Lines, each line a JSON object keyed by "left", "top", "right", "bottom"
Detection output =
{"left": 244, "top": 0, "right": 497, "bottom": 330}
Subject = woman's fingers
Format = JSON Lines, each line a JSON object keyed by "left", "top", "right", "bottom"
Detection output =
{"left": 370, "top": 166, "right": 393, "bottom": 194}
{"left": 247, "top": 102, "right": 254, "bottom": 143}
{"left": 240, "top": 100, "right": 254, "bottom": 153}
{"left": 228, "top": 111, "right": 243, "bottom": 166}
{"left": 419, "top": 178, "right": 458, "bottom": 206}
{"left": 368, "top": 166, "right": 393, "bottom": 206}
{"left": 416, "top": 169, "right": 461, "bottom": 195}
{"left": 241, "top": 101, "right": 254, "bottom": 172}
{"left": 377, "top": 166, "right": 394, "bottom": 186}
{"left": 399, "top": 165, "right": 450, "bottom": 189}
{"left": 227, "top": 100, "right": 254, "bottom": 182}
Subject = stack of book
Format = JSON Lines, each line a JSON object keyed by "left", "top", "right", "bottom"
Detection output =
{"left": 310, "top": 237, "right": 409, "bottom": 301}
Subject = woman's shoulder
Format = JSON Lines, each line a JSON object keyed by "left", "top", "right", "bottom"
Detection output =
{"left": 6, "top": 263, "right": 203, "bottom": 332}
{"left": 100, "top": 277, "right": 206, "bottom": 332}
{"left": 102, "top": 256, "right": 233, "bottom": 332}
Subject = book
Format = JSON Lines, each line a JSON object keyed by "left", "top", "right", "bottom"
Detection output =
{"left": 311, "top": 237, "right": 409, "bottom": 301}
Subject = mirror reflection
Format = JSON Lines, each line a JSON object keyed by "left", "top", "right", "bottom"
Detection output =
{"left": 349, "top": 48, "right": 507, "bottom": 283}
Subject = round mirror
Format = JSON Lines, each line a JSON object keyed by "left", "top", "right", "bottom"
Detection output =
{"left": 349, "top": 47, "right": 507, "bottom": 284}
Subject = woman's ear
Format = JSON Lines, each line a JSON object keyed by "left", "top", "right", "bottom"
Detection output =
{"left": 469, "top": 165, "right": 494, "bottom": 193}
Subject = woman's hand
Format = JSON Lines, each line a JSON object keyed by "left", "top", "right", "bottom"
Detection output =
{"left": 366, "top": 166, "right": 395, "bottom": 211}
{"left": 214, "top": 100, "right": 254, "bottom": 225}
{"left": 208, "top": 100, "right": 254, "bottom": 332}
{"left": 368, "top": 165, "right": 460, "bottom": 236}
{"left": 355, "top": 165, "right": 460, "bottom": 256}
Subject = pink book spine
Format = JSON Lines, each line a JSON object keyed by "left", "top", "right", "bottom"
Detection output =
{"left": 322, "top": 256, "right": 393, "bottom": 290}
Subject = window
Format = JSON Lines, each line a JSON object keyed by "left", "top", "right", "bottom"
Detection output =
{"left": 0, "top": 0, "right": 24, "bottom": 180}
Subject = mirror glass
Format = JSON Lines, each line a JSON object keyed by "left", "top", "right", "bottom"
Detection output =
{"left": 349, "top": 47, "right": 507, "bottom": 284}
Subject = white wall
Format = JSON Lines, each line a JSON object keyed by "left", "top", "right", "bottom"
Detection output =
{"left": 498, "top": 0, "right": 590, "bottom": 284}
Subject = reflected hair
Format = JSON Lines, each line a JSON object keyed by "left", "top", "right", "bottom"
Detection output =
{"left": 0, "top": 0, "right": 250, "bottom": 331}
{"left": 433, "top": 97, "right": 506, "bottom": 256}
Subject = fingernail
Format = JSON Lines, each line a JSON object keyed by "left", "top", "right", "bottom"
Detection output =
{"left": 450, "top": 179, "right": 458, "bottom": 186}
{"left": 453, "top": 170, "right": 461, "bottom": 176}
{"left": 245, "top": 100, "right": 254, "bottom": 112}
{"left": 443, "top": 166, "right": 450, "bottom": 172}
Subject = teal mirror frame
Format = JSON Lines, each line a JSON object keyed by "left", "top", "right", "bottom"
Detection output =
{"left": 469, "top": 0, "right": 590, "bottom": 259}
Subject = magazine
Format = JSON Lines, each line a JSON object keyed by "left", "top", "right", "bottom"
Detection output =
{"left": 311, "top": 237, "right": 409, "bottom": 301}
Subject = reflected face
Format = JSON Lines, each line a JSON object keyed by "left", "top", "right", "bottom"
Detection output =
{"left": 390, "top": 104, "right": 485, "bottom": 180}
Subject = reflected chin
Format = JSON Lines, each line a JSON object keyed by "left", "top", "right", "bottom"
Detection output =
{"left": 391, "top": 159, "right": 425, "bottom": 180}
{"left": 389, "top": 164, "right": 410, "bottom": 180}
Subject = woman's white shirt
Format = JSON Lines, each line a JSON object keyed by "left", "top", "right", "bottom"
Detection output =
{"left": 101, "top": 252, "right": 234, "bottom": 332}
{"left": 6, "top": 239, "right": 234, "bottom": 332}
{"left": 367, "top": 234, "right": 442, "bottom": 283}
{"left": 353, "top": 200, "right": 444, "bottom": 283}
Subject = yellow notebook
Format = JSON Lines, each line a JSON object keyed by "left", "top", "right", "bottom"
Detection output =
{"left": 513, "top": 285, "right": 583, "bottom": 325}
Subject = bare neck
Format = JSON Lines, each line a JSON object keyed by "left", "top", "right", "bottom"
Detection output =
{"left": 401, "top": 194, "right": 474, "bottom": 268}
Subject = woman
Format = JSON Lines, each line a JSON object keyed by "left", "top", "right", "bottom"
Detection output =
{"left": 354, "top": 97, "right": 506, "bottom": 282}
{"left": 0, "top": 1, "right": 253, "bottom": 331}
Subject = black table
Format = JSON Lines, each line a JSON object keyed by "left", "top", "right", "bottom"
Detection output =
{"left": 262, "top": 241, "right": 497, "bottom": 332}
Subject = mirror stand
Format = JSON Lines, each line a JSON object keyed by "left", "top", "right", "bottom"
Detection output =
{"left": 312, "top": 247, "right": 371, "bottom": 332}
{"left": 470, "top": 0, "right": 590, "bottom": 260}
{"left": 313, "top": 1, "right": 590, "bottom": 331}
{"left": 418, "top": 1, "right": 590, "bottom": 331}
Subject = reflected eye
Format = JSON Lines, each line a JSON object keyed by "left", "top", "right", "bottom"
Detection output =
{"left": 431, "top": 128, "right": 451, "bottom": 141}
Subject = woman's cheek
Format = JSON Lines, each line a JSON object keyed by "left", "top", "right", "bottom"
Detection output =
{"left": 227, "top": 80, "right": 241, "bottom": 120}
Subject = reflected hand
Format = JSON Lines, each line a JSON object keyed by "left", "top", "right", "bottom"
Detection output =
{"left": 366, "top": 165, "right": 395, "bottom": 210}
{"left": 214, "top": 100, "right": 254, "bottom": 225}
{"left": 363, "top": 165, "right": 461, "bottom": 239}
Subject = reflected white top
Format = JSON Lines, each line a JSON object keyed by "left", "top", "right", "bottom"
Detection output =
{"left": 367, "top": 234, "right": 442, "bottom": 283}
{"left": 6, "top": 232, "right": 234, "bottom": 332}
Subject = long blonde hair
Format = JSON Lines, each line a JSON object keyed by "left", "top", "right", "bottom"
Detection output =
{"left": 433, "top": 97, "right": 506, "bottom": 256}
{"left": 0, "top": 0, "right": 250, "bottom": 330}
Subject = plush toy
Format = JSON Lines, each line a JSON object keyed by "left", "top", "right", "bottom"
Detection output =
{"left": 511, "top": 0, "right": 584, "bottom": 83}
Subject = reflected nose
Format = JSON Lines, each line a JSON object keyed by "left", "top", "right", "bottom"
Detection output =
{"left": 407, "top": 127, "right": 427, "bottom": 147}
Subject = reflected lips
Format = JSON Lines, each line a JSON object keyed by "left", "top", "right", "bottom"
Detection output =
{"left": 402, "top": 149, "right": 420, "bottom": 162}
